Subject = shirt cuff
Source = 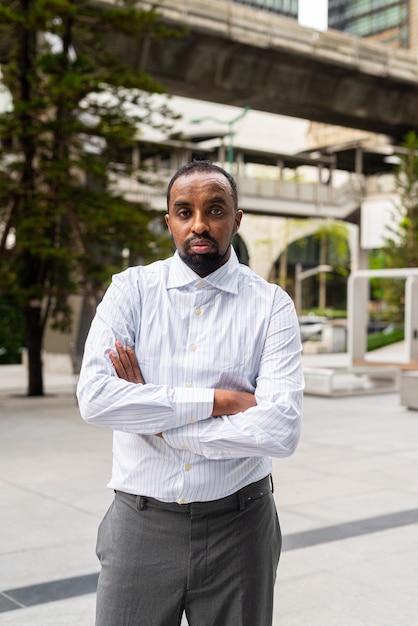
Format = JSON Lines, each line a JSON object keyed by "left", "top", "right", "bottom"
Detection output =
{"left": 172, "top": 387, "right": 214, "bottom": 428}
{"left": 163, "top": 421, "right": 205, "bottom": 456}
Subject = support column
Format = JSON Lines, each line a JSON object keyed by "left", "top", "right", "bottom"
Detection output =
{"left": 347, "top": 274, "right": 369, "bottom": 364}
{"left": 354, "top": 145, "right": 369, "bottom": 271}
{"left": 405, "top": 276, "right": 418, "bottom": 363}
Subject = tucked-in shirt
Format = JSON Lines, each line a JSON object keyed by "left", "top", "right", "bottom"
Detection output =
{"left": 77, "top": 248, "right": 304, "bottom": 503}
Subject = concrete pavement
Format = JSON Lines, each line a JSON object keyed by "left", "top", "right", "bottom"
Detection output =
{"left": 0, "top": 352, "right": 417, "bottom": 625}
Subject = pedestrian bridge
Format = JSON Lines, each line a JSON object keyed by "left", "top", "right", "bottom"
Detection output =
{"left": 117, "top": 169, "right": 360, "bottom": 221}
{"left": 98, "top": 0, "right": 418, "bottom": 140}
{"left": 113, "top": 166, "right": 358, "bottom": 285}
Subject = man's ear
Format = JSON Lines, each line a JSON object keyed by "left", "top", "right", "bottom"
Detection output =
{"left": 233, "top": 210, "right": 243, "bottom": 234}
{"left": 165, "top": 213, "right": 171, "bottom": 235}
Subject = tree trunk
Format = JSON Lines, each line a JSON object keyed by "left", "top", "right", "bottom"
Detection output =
{"left": 18, "top": 0, "right": 45, "bottom": 396}
{"left": 24, "top": 302, "right": 44, "bottom": 396}
{"left": 279, "top": 246, "right": 288, "bottom": 290}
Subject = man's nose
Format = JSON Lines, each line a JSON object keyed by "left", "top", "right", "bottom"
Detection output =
{"left": 191, "top": 211, "right": 209, "bottom": 234}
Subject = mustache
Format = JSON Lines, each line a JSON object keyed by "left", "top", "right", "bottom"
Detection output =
{"left": 185, "top": 234, "right": 218, "bottom": 247}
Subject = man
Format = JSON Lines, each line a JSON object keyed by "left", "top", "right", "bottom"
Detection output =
{"left": 77, "top": 160, "right": 304, "bottom": 626}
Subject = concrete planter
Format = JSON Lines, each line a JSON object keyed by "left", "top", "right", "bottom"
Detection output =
{"left": 400, "top": 371, "right": 418, "bottom": 410}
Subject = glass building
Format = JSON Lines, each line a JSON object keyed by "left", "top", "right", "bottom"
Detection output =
{"left": 233, "top": 0, "right": 298, "bottom": 19}
{"left": 328, "top": 0, "right": 410, "bottom": 48}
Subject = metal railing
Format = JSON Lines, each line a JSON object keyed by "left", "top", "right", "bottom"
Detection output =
{"left": 112, "top": 168, "right": 361, "bottom": 219}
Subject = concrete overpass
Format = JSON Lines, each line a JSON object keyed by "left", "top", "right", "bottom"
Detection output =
{"left": 118, "top": 147, "right": 361, "bottom": 222}
{"left": 100, "top": 0, "right": 418, "bottom": 142}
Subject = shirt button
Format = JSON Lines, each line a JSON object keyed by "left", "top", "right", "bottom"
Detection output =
{"left": 197, "top": 281, "right": 205, "bottom": 288}
{"left": 190, "top": 344, "right": 197, "bottom": 351}
{"left": 179, "top": 498, "right": 186, "bottom": 505}
{"left": 195, "top": 308, "right": 201, "bottom": 315}
{"left": 187, "top": 382, "right": 194, "bottom": 388}
{"left": 182, "top": 445, "right": 189, "bottom": 450}
{"left": 189, "top": 418, "right": 196, "bottom": 424}
{"left": 185, "top": 464, "right": 191, "bottom": 471}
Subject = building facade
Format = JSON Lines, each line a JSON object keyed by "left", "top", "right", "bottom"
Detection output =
{"left": 328, "top": 0, "right": 413, "bottom": 49}
{"left": 307, "top": 0, "right": 417, "bottom": 151}
{"left": 234, "top": 0, "right": 298, "bottom": 19}
{"left": 234, "top": 0, "right": 417, "bottom": 52}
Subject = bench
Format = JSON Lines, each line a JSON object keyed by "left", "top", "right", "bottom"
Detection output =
{"left": 303, "top": 366, "right": 400, "bottom": 397}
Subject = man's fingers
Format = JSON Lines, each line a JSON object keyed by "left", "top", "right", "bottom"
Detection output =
{"left": 126, "top": 346, "right": 145, "bottom": 384}
{"left": 115, "top": 341, "right": 133, "bottom": 371}
{"left": 110, "top": 342, "right": 145, "bottom": 384}
{"left": 109, "top": 350, "right": 128, "bottom": 379}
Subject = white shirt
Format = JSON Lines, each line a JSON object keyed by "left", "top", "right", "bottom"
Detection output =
{"left": 77, "top": 248, "right": 304, "bottom": 503}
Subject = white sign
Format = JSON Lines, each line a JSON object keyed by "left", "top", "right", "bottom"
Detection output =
{"left": 360, "top": 196, "right": 399, "bottom": 249}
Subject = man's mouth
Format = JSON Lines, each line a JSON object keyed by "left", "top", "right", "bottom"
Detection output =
{"left": 188, "top": 239, "right": 217, "bottom": 254}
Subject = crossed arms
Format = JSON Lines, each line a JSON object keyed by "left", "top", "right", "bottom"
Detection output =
{"left": 77, "top": 271, "right": 303, "bottom": 459}
{"left": 110, "top": 340, "right": 257, "bottom": 437}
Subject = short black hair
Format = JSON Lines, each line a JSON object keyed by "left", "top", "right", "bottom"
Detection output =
{"left": 166, "top": 160, "right": 238, "bottom": 211}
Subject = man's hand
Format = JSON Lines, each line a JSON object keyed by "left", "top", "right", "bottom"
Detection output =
{"left": 212, "top": 389, "right": 257, "bottom": 417}
{"left": 109, "top": 342, "right": 162, "bottom": 437}
{"left": 109, "top": 342, "right": 256, "bottom": 426}
{"left": 109, "top": 341, "right": 145, "bottom": 384}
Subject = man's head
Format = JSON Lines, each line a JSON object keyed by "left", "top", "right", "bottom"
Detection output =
{"left": 166, "top": 160, "right": 238, "bottom": 212}
{"left": 165, "top": 161, "right": 242, "bottom": 277}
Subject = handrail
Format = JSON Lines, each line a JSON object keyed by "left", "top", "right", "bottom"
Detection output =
{"left": 112, "top": 169, "right": 361, "bottom": 219}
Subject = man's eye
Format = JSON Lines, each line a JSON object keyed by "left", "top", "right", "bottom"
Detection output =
{"left": 211, "top": 208, "right": 223, "bottom": 215}
{"left": 178, "top": 210, "right": 190, "bottom": 218}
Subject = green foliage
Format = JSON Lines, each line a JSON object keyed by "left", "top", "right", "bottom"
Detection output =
{"left": 367, "top": 328, "right": 404, "bottom": 352}
{"left": 0, "top": 0, "right": 179, "bottom": 383}
{"left": 286, "top": 218, "right": 350, "bottom": 274}
{"left": 310, "top": 219, "right": 350, "bottom": 276}
{"left": 0, "top": 296, "right": 25, "bottom": 364}
{"left": 300, "top": 308, "right": 347, "bottom": 319}
{"left": 380, "top": 131, "right": 418, "bottom": 322}
{"left": 369, "top": 249, "right": 386, "bottom": 301}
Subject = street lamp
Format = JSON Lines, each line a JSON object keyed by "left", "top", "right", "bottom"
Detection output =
{"left": 191, "top": 105, "right": 250, "bottom": 171}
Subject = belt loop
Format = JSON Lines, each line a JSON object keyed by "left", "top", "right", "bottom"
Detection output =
{"left": 269, "top": 474, "right": 274, "bottom": 494}
{"left": 137, "top": 496, "right": 147, "bottom": 511}
{"left": 238, "top": 489, "right": 246, "bottom": 511}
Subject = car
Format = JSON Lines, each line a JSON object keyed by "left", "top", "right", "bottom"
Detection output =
{"left": 298, "top": 314, "right": 327, "bottom": 342}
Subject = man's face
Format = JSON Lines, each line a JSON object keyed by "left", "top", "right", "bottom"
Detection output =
{"left": 165, "top": 170, "right": 242, "bottom": 277}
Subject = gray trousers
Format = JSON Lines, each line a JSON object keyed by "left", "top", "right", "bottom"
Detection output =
{"left": 95, "top": 476, "right": 281, "bottom": 626}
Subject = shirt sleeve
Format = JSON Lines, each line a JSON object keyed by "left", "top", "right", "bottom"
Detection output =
{"left": 163, "top": 290, "right": 304, "bottom": 458}
{"left": 76, "top": 270, "right": 214, "bottom": 434}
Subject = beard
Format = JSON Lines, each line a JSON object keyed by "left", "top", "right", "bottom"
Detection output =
{"left": 179, "top": 235, "right": 230, "bottom": 276}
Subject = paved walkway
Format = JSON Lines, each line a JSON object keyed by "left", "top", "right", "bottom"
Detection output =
{"left": 1, "top": 349, "right": 417, "bottom": 625}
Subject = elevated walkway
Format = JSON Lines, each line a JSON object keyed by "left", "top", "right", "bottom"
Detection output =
{"left": 95, "top": 0, "right": 418, "bottom": 139}
{"left": 115, "top": 168, "right": 360, "bottom": 220}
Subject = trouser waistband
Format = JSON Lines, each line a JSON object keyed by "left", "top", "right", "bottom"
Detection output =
{"left": 116, "top": 475, "right": 273, "bottom": 514}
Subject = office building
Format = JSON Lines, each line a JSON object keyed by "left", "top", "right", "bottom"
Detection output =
{"left": 234, "top": 1, "right": 417, "bottom": 51}
{"left": 234, "top": 0, "right": 298, "bottom": 19}
{"left": 328, "top": 0, "right": 415, "bottom": 50}
{"left": 308, "top": 0, "right": 418, "bottom": 150}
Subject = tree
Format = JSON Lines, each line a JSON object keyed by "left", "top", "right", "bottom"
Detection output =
{"left": 273, "top": 217, "right": 350, "bottom": 309}
{"left": 311, "top": 219, "right": 350, "bottom": 310}
{"left": 0, "top": 0, "right": 179, "bottom": 395}
{"left": 381, "top": 131, "right": 418, "bottom": 322}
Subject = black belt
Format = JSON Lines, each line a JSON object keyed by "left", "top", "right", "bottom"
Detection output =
{"left": 117, "top": 475, "right": 273, "bottom": 514}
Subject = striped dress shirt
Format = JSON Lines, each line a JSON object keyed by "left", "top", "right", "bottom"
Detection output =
{"left": 77, "top": 248, "right": 304, "bottom": 504}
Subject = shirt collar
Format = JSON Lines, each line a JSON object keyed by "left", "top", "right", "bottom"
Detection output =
{"left": 167, "top": 248, "right": 240, "bottom": 294}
